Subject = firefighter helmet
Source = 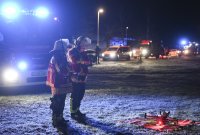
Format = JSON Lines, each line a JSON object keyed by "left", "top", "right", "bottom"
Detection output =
{"left": 50, "top": 39, "right": 71, "bottom": 54}
{"left": 75, "top": 36, "right": 91, "bottom": 50}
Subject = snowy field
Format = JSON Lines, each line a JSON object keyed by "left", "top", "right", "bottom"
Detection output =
{"left": 0, "top": 56, "right": 200, "bottom": 135}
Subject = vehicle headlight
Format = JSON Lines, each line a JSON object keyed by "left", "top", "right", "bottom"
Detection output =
{"left": 110, "top": 53, "right": 116, "bottom": 58}
{"left": 129, "top": 51, "right": 132, "bottom": 56}
{"left": 184, "top": 49, "right": 189, "bottom": 54}
{"left": 18, "top": 61, "right": 28, "bottom": 70}
{"left": 132, "top": 50, "right": 136, "bottom": 54}
{"left": 102, "top": 53, "right": 105, "bottom": 57}
{"left": 2, "top": 68, "right": 19, "bottom": 83}
{"left": 142, "top": 49, "right": 148, "bottom": 56}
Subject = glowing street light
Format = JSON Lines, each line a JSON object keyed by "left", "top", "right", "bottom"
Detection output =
{"left": 97, "top": 8, "right": 104, "bottom": 46}
{"left": 53, "top": 16, "right": 63, "bottom": 38}
{"left": 126, "top": 27, "right": 129, "bottom": 38}
{"left": 126, "top": 26, "right": 128, "bottom": 41}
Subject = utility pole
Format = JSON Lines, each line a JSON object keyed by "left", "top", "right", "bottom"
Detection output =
{"left": 146, "top": 15, "right": 150, "bottom": 40}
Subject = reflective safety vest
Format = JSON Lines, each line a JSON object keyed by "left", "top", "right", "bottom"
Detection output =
{"left": 46, "top": 56, "right": 71, "bottom": 88}
{"left": 67, "top": 48, "right": 89, "bottom": 82}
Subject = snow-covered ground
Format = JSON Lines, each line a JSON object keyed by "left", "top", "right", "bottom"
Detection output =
{"left": 0, "top": 56, "right": 200, "bottom": 135}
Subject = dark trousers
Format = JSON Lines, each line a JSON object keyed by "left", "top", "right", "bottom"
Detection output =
{"left": 96, "top": 54, "right": 100, "bottom": 64}
{"left": 70, "top": 83, "right": 85, "bottom": 113}
{"left": 50, "top": 94, "right": 67, "bottom": 117}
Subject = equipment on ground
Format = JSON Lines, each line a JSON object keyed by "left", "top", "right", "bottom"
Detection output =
{"left": 119, "top": 111, "right": 200, "bottom": 132}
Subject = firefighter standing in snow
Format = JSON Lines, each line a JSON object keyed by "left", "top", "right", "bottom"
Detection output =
{"left": 46, "top": 39, "right": 72, "bottom": 127}
{"left": 68, "top": 36, "right": 91, "bottom": 121}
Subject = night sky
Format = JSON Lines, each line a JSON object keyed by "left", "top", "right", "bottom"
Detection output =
{"left": 55, "top": 0, "right": 200, "bottom": 47}
{"left": 1, "top": 0, "right": 200, "bottom": 47}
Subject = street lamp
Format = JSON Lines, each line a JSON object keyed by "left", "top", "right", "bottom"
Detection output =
{"left": 126, "top": 27, "right": 128, "bottom": 39}
{"left": 97, "top": 8, "right": 104, "bottom": 46}
{"left": 125, "top": 27, "right": 128, "bottom": 45}
{"left": 53, "top": 16, "right": 63, "bottom": 39}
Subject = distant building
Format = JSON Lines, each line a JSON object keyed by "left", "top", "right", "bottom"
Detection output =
{"left": 110, "top": 37, "right": 135, "bottom": 46}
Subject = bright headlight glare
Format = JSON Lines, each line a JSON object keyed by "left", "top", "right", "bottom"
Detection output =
{"left": 110, "top": 53, "right": 116, "bottom": 58}
{"left": 142, "top": 49, "right": 148, "bottom": 56}
{"left": 184, "top": 50, "right": 189, "bottom": 54}
{"left": 102, "top": 53, "right": 105, "bottom": 57}
{"left": 132, "top": 50, "right": 136, "bottom": 54}
{"left": 129, "top": 52, "right": 132, "bottom": 56}
{"left": 2, "top": 68, "right": 18, "bottom": 83}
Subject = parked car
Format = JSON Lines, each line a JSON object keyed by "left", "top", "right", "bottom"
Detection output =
{"left": 102, "top": 46, "right": 131, "bottom": 61}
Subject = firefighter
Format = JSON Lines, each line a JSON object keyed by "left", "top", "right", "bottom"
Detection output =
{"left": 67, "top": 36, "right": 91, "bottom": 121}
{"left": 46, "top": 39, "right": 72, "bottom": 127}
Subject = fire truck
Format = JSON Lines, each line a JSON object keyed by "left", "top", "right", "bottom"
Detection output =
{"left": 0, "top": 1, "right": 59, "bottom": 88}
{"left": 132, "top": 40, "right": 165, "bottom": 59}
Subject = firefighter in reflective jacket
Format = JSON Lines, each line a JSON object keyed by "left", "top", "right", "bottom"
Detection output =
{"left": 67, "top": 36, "right": 91, "bottom": 121}
{"left": 46, "top": 39, "right": 72, "bottom": 127}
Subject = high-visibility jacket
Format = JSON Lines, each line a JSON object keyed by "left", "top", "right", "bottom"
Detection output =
{"left": 67, "top": 48, "right": 90, "bottom": 82}
{"left": 46, "top": 56, "right": 71, "bottom": 88}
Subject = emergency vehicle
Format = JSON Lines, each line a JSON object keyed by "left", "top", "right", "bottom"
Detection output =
{"left": 102, "top": 46, "right": 131, "bottom": 61}
{"left": 182, "top": 42, "right": 199, "bottom": 56}
{"left": 0, "top": 1, "right": 59, "bottom": 88}
{"left": 132, "top": 40, "right": 165, "bottom": 59}
{"left": 168, "top": 49, "right": 181, "bottom": 57}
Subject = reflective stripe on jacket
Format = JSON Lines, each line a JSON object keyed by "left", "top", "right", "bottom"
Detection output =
{"left": 46, "top": 56, "right": 70, "bottom": 88}
{"left": 67, "top": 48, "right": 89, "bottom": 82}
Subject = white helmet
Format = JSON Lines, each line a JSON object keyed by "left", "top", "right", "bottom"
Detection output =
{"left": 50, "top": 39, "right": 71, "bottom": 53}
{"left": 75, "top": 36, "right": 91, "bottom": 49}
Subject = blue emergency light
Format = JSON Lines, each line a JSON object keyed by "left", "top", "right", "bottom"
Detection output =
{"left": 1, "top": 2, "right": 20, "bottom": 19}
{"left": 35, "top": 7, "right": 49, "bottom": 18}
{"left": 0, "top": 2, "right": 50, "bottom": 19}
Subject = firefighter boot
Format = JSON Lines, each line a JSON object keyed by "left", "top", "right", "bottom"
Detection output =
{"left": 77, "top": 110, "right": 86, "bottom": 118}
{"left": 50, "top": 95, "right": 68, "bottom": 127}
{"left": 71, "top": 110, "right": 86, "bottom": 122}
{"left": 52, "top": 114, "right": 68, "bottom": 127}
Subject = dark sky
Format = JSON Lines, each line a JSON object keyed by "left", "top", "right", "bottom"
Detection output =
{"left": 55, "top": 0, "right": 200, "bottom": 46}
{"left": 1, "top": 0, "right": 200, "bottom": 47}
